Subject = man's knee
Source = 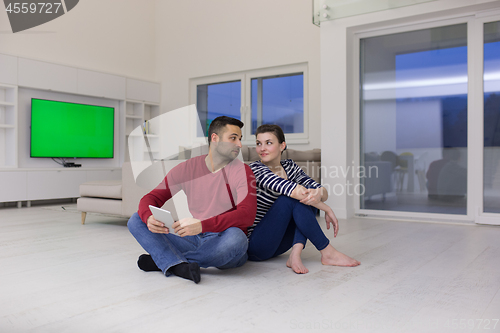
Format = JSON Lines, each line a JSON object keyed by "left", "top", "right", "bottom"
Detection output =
{"left": 127, "top": 212, "right": 143, "bottom": 234}
{"left": 216, "top": 228, "right": 249, "bottom": 269}
{"left": 221, "top": 228, "right": 248, "bottom": 256}
{"left": 231, "top": 252, "right": 248, "bottom": 268}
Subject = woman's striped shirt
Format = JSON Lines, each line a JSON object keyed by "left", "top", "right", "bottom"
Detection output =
{"left": 247, "top": 159, "right": 322, "bottom": 237}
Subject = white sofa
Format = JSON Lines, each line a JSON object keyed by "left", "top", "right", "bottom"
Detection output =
{"left": 77, "top": 161, "right": 179, "bottom": 224}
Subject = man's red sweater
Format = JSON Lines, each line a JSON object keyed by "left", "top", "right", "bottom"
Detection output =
{"left": 138, "top": 155, "right": 256, "bottom": 234}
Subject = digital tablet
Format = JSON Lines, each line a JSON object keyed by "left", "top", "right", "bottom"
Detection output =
{"left": 149, "top": 205, "right": 179, "bottom": 236}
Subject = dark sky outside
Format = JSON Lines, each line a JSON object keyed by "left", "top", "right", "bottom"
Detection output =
{"left": 484, "top": 41, "right": 500, "bottom": 147}
{"left": 395, "top": 41, "right": 500, "bottom": 149}
{"left": 207, "top": 81, "right": 241, "bottom": 120}
{"left": 251, "top": 74, "right": 303, "bottom": 134}
{"left": 396, "top": 46, "right": 468, "bottom": 72}
{"left": 395, "top": 46, "right": 468, "bottom": 149}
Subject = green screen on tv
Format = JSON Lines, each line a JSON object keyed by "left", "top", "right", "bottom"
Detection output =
{"left": 31, "top": 99, "right": 114, "bottom": 158}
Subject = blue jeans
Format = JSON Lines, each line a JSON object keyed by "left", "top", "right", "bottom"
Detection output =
{"left": 247, "top": 196, "right": 330, "bottom": 261}
{"left": 127, "top": 213, "right": 248, "bottom": 276}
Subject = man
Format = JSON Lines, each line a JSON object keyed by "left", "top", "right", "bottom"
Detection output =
{"left": 127, "top": 116, "right": 256, "bottom": 283}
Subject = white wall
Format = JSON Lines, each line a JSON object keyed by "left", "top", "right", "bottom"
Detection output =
{"left": 320, "top": 0, "right": 500, "bottom": 219}
{"left": 154, "top": 0, "right": 321, "bottom": 150}
{"left": 0, "top": 0, "right": 156, "bottom": 82}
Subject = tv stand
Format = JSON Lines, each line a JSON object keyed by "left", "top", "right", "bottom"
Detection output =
{"left": 63, "top": 162, "right": 82, "bottom": 168}
{"left": 0, "top": 167, "right": 121, "bottom": 204}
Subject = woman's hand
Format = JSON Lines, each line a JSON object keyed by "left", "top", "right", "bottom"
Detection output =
{"left": 325, "top": 209, "right": 339, "bottom": 238}
{"left": 290, "top": 184, "right": 309, "bottom": 201}
{"left": 300, "top": 187, "right": 323, "bottom": 206}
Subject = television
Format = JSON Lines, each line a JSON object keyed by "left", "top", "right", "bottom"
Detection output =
{"left": 31, "top": 98, "right": 114, "bottom": 158}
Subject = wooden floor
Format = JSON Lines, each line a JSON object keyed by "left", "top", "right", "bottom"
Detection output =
{"left": 0, "top": 204, "right": 499, "bottom": 333}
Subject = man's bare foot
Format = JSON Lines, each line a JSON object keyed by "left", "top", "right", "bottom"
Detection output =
{"left": 286, "top": 243, "right": 309, "bottom": 274}
{"left": 320, "top": 244, "right": 360, "bottom": 267}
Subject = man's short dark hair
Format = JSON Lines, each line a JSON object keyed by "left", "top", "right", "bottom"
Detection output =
{"left": 207, "top": 116, "right": 244, "bottom": 146}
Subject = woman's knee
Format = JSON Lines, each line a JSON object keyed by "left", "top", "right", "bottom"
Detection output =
{"left": 247, "top": 247, "right": 270, "bottom": 261}
{"left": 247, "top": 238, "right": 273, "bottom": 261}
{"left": 275, "top": 195, "right": 315, "bottom": 212}
{"left": 294, "top": 201, "right": 317, "bottom": 215}
{"left": 275, "top": 195, "right": 296, "bottom": 204}
{"left": 273, "top": 195, "right": 299, "bottom": 211}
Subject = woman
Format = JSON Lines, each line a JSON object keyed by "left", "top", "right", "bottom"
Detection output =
{"left": 247, "top": 124, "right": 360, "bottom": 273}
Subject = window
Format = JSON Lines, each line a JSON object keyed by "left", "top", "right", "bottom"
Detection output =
{"left": 483, "top": 20, "right": 500, "bottom": 214}
{"left": 196, "top": 80, "right": 241, "bottom": 137}
{"left": 359, "top": 23, "right": 468, "bottom": 215}
{"left": 251, "top": 73, "right": 304, "bottom": 134}
{"left": 190, "top": 64, "right": 308, "bottom": 145}
{"left": 355, "top": 12, "right": 500, "bottom": 225}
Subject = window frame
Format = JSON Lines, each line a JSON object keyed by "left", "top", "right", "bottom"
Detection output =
{"left": 473, "top": 13, "right": 500, "bottom": 225}
{"left": 351, "top": 15, "right": 478, "bottom": 223}
{"left": 189, "top": 63, "right": 309, "bottom": 146}
{"left": 189, "top": 72, "right": 245, "bottom": 146}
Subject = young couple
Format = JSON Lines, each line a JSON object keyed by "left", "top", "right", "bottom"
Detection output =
{"left": 127, "top": 116, "right": 359, "bottom": 284}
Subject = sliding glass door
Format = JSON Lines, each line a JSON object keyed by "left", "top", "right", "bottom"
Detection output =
{"left": 360, "top": 22, "right": 468, "bottom": 215}
{"left": 357, "top": 15, "right": 500, "bottom": 225}
{"left": 478, "top": 18, "right": 500, "bottom": 225}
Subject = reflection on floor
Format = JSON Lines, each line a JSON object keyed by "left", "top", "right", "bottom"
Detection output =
{"left": 363, "top": 192, "right": 467, "bottom": 215}
{"left": 364, "top": 190, "right": 500, "bottom": 216}
{"left": 1, "top": 205, "right": 499, "bottom": 332}
{"left": 484, "top": 188, "right": 500, "bottom": 214}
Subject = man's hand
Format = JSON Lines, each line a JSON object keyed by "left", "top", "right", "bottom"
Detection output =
{"left": 147, "top": 215, "right": 169, "bottom": 234}
{"left": 300, "top": 187, "right": 323, "bottom": 206}
{"left": 325, "top": 209, "right": 339, "bottom": 238}
{"left": 173, "top": 217, "right": 202, "bottom": 237}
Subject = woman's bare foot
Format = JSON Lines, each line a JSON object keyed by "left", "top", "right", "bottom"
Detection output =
{"left": 320, "top": 244, "right": 360, "bottom": 267}
{"left": 286, "top": 243, "right": 309, "bottom": 274}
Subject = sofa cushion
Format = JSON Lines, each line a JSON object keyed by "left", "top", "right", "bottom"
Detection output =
{"left": 80, "top": 180, "right": 122, "bottom": 199}
{"left": 77, "top": 197, "right": 123, "bottom": 216}
{"left": 247, "top": 147, "right": 260, "bottom": 161}
{"left": 239, "top": 145, "right": 250, "bottom": 161}
{"left": 239, "top": 145, "right": 322, "bottom": 163}
{"left": 284, "top": 149, "right": 320, "bottom": 162}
